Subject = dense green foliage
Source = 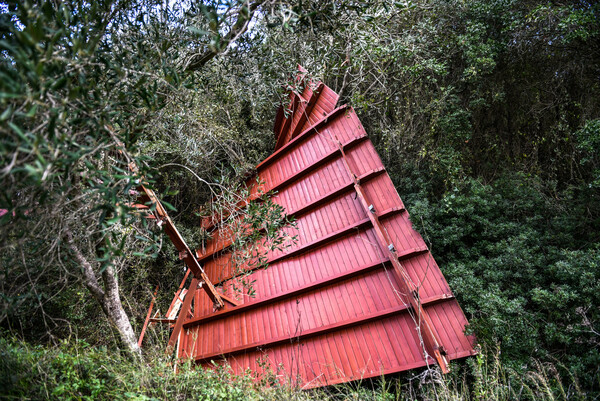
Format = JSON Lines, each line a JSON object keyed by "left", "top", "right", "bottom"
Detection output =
{"left": 1, "top": 0, "right": 599, "bottom": 398}
{"left": 0, "top": 0, "right": 180, "bottom": 343}
{"left": 408, "top": 175, "right": 600, "bottom": 389}
{"left": 0, "top": 335, "right": 301, "bottom": 400}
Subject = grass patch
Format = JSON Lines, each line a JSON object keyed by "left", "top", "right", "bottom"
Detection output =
{"left": 0, "top": 335, "right": 591, "bottom": 401}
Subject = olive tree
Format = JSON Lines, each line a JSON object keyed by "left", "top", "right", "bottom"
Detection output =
{"left": 0, "top": 0, "right": 276, "bottom": 352}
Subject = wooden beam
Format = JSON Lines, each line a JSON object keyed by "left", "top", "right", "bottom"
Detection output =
{"left": 137, "top": 285, "right": 159, "bottom": 347}
{"left": 184, "top": 257, "right": 390, "bottom": 328}
{"left": 166, "top": 269, "right": 191, "bottom": 318}
{"left": 217, "top": 291, "right": 239, "bottom": 307}
{"left": 273, "top": 105, "right": 285, "bottom": 139}
{"left": 193, "top": 293, "right": 454, "bottom": 363}
{"left": 141, "top": 183, "right": 225, "bottom": 309}
{"left": 150, "top": 318, "right": 176, "bottom": 324}
{"left": 336, "top": 140, "right": 451, "bottom": 373}
{"left": 108, "top": 131, "right": 226, "bottom": 310}
{"left": 274, "top": 92, "right": 300, "bottom": 151}
{"left": 290, "top": 82, "right": 324, "bottom": 140}
{"left": 167, "top": 278, "right": 199, "bottom": 351}
{"left": 196, "top": 167, "right": 385, "bottom": 264}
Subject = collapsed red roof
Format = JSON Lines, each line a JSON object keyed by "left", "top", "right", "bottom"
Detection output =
{"left": 172, "top": 70, "right": 476, "bottom": 388}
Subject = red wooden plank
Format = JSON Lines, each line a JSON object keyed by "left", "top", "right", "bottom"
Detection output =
{"left": 199, "top": 124, "right": 365, "bottom": 235}
{"left": 275, "top": 93, "right": 300, "bottom": 150}
{"left": 291, "top": 82, "right": 325, "bottom": 140}
{"left": 137, "top": 285, "right": 159, "bottom": 347}
{"left": 167, "top": 278, "right": 199, "bottom": 351}
{"left": 273, "top": 105, "right": 285, "bottom": 139}
{"left": 270, "top": 135, "right": 367, "bottom": 195}
{"left": 256, "top": 106, "right": 349, "bottom": 171}
{"left": 195, "top": 294, "right": 453, "bottom": 362}
{"left": 205, "top": 207, "right": 405, "bottom": 286}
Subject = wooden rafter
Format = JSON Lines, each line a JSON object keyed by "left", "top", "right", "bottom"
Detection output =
{"left": 167, "top": 278, "right": 200, "bottom": 350}
{"left": 137, "top": 285, "right": 159, "bottom": 347}
{"left": 129, "top": 165, "right": 229, "bottom": 310}
{"left": 108, "top": 132, "right": 236, "bottom": 314}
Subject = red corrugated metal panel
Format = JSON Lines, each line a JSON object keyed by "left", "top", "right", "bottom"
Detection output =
{"left": 176, "top": 77, "right": 475, "bottom": 388}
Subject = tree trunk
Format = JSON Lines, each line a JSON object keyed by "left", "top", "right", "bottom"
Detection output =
{"left": 65, "top": 230, "right": 141, "bottom": 355}
{"left": 101, "top": 264, "right": 141, "bottom": 355}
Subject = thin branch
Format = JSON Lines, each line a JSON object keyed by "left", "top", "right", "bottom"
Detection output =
{"left": 184, "top": 1, "right": 264, "bottom": 71}
{"left": 64, "top": 229, "right": 105, "bottom": 303}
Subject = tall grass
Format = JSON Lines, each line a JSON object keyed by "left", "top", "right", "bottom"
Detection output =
{"left": 389, "top": 348, "right": 589, "bottom": 401}
{"left": 0, "top": 335, "right": 305, "bottom": 400}
{"left": 0, "top": 335, "right": 590, "bottom": 401}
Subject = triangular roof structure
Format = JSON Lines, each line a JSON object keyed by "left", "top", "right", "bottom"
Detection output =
{"left": 169, "top": 68, "right": 476, "bottom": 388}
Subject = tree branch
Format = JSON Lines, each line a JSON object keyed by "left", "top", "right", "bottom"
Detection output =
{"left": 64, "top": 230, "right": 105, "bottom": 303}
{"left": 185, "top": 1, "right": 263, "bottom": 72}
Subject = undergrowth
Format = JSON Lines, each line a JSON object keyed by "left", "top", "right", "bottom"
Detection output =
{"left": 0, "top": 335, "right": 591, "bottom": 401}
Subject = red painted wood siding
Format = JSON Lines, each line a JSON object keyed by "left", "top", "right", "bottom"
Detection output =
{"left": 178, "top": 78, "right": 475, "bottom": 388}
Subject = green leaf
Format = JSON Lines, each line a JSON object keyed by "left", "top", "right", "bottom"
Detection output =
{"left": 50, "top": 76, "right": 67, "bottom": 91}
{"left": 161, "top": 200, "right": 176, "bottom": 211}
{"left": 26, "top": 104, "right": 37, "bottom": 118}
{"left": 0, "top": 106, "right": 12, "bottom": 121}
{"left": 8, "top": 122, "right": 31, "bottom": 145}
{"left": 188, "top": 26, "right": 210, "bottom": 36}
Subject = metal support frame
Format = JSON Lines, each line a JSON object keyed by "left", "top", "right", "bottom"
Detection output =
{"left": 138, "top": 285, "right": 159, "bottom": 347}
{"left": 167, "top": 278, "right": 200, "bottom": 350}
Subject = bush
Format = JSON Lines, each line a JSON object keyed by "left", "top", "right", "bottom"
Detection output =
{"left": 408, "top": 174, "right": 600, "bottom": 392}
{"left": 0, "top": 334, "right": 310, "bottom": 400}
